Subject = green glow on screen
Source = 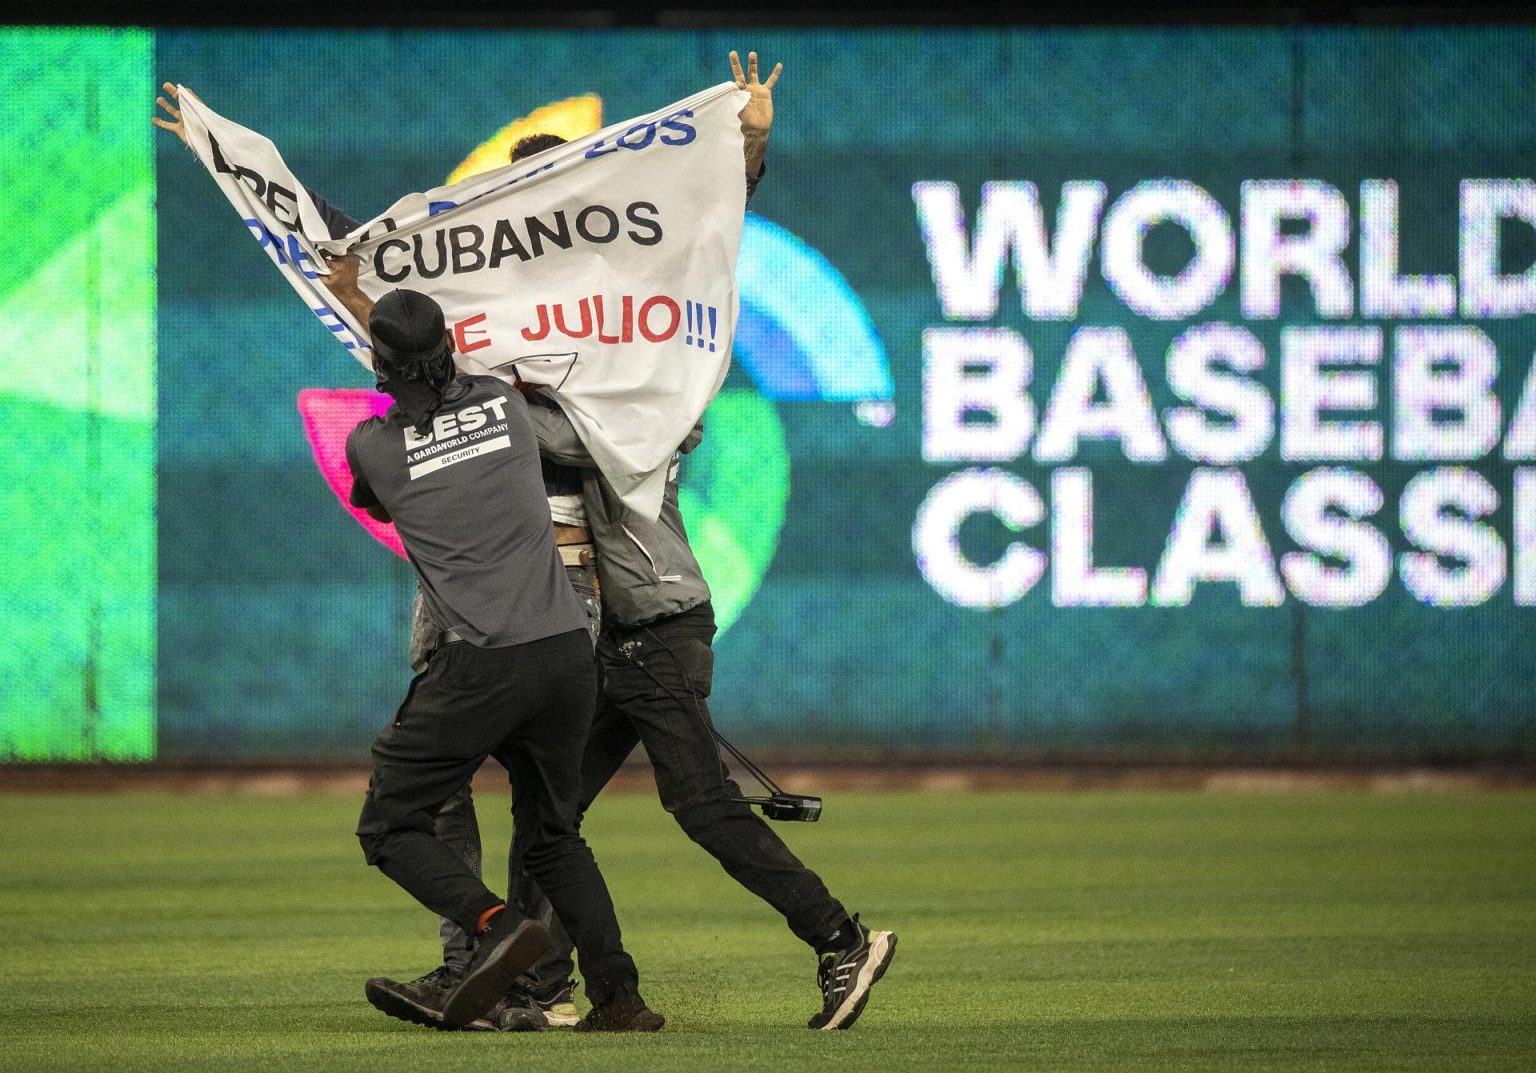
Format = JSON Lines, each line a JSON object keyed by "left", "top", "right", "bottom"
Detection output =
{"left": 680, "top": 390, "right": 790, "bottom": 636}
{"left": 0, "top": 27, "right": 157, "bottom": 760}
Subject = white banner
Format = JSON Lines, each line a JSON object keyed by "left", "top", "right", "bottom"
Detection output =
{"left": 178, "top": 83, "right": 749, "bottom": 519}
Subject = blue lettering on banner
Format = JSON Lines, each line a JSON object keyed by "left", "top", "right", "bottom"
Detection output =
{"left": 615, "top": 121, "right": 657, "bottom": 151}
{"left": 659, "top": 109, "right": 696, "bottom": 145}
{"left": 245, "top": 220, "right": 320, "bottom": 278}
{"left": 311, "top": 304, "right": 365, "bottom": 350}
{"left": 496, "top": 162, "right": 557, "bottom": 193}
{"left": 585, "top": 108, "right": 697, "bottom": 159}
{"left": 287, "top": 235, "right": 319, "bottom": 279}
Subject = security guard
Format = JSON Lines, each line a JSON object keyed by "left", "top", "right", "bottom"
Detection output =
{"left": 348, "top": 287, "right": 661, "bottom": 1032}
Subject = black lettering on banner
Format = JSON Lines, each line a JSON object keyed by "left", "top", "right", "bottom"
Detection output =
{"left": 359, "top": 217, "right": 399, "bottom": 244}
{"left": 575, "top": 205, "right": 620, "bottom": 244}
{"left": 376, "top": 238, "right": 411, "bottom": 283}
{"left": 625, "top": 202, "right": 663, "bottom": 246}
{"left": 208, "top": 133, "right": 236, "bottom": 177}
{"left": 209, "top": 134, "right": 261, "bottom": 194}
{"left": 414, "top": 231, "right": 448, "bottom": 279}
{"left": 488, "top": 219, "right": 530, "bottom": 267}
{"left": 450, "top": 225, "right": 487, "bottom": 273}
{"left": 372, "top": 201, "right": 659, "bottom": 281}
{"left": 208, "top": 134, "right": 302, "bottom": 230}
{"left": 526, "top": 211, "right": 572, "bottom": 257}
{"left": 209, "top": 133, "right": 280, "bottom": 211}
{"left": 265, "top": 183, "right": 300, "bottom": 228}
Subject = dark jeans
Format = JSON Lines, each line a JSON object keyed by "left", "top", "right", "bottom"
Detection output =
{"left": 435, "top": 564, "right": 600, "bottom": 975}
{"left": 356, "top": 627, "right": 636, "bottom": 988}
{"left": 437, "top": 600, "right": 848, "bottom": 995}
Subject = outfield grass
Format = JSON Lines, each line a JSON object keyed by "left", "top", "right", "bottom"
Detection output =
{"left": 1, "top": 789, "right": 1533, "bottom": 1071}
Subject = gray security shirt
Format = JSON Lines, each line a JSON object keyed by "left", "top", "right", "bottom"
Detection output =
{"left": 346, "top": 375, "right": 586, "bottom": 649}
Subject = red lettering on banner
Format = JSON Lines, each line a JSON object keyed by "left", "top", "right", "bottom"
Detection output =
{"left": 638, "top": 296, "right": 680, "bottom": 342}
{"left": 595, "top": 295, "right": 621, "bottom": 344}
{"left": 454, "top": 312, "right": 492, "bottom": 353}
{"left": 521, "top": 305, "right": 551, "bottom": 341}
{"left": 519, "top": 295, "right": 689, "bottom": 345}
{"left": 554, "top": 298, "right": 594, "bottom": 339}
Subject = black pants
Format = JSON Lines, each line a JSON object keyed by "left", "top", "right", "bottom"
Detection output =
{"left": 507, "top": 602, "right": 848, "bottom": 992}
{"left": 356, "top": 627, "right": 636, "bottom": 989}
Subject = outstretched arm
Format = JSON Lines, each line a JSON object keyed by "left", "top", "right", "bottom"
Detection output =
{"left": 154, "top": 83, "right": 360, "bottom": 238}
{"left": 729, "top": 50, "right": 781, "bottom": 181}
{"left": 525, "top": 394, "right": 597, "bottom": 468}
{"left": 319, "top": 252, "right": 374, "bottom": 330}
{"left": 526, "top": 391, "right": 701, "bottom": 468}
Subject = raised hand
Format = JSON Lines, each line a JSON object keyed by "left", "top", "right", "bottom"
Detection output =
{"left": 320, "top": 252, "right": 375, "bottom": 330}
{"left": 151, "top": 82, "right": 189, "bottom": 147}
{"left": 321, "top": 251, "right": 362, "bottom": 296}
{"left": 728, "top": 50, "right": 781, "bottom": 175}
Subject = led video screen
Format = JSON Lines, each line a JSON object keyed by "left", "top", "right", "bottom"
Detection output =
{"left": 4, "top": 25, "right": 1534, "bottom": 759}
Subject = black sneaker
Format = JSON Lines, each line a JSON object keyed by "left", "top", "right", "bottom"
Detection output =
{"left": 574, "top": 985, "right": 664, "bottom": 1032}
{"left": 492, "top": 986, "right": 549, "bottom": 1033}
{"left": 363, "top": 966, "right": 497, "bottom": 1032}
{"left": 533, "top": 978, "right": 581, "bottom": 1028}
{"left": 440, "top": 912, "right": 552, "bottom": 1029}
{"left": 807, "top": 916, "right": 897, "bottom": 1030}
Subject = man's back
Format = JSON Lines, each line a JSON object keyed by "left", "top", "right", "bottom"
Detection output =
{"left": 346, "top": 374, "right": 584, "bottom": 648}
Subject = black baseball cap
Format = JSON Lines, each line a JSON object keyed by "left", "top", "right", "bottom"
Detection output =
{"left": 369, "top": 288, "right": 449, "bottom": 369}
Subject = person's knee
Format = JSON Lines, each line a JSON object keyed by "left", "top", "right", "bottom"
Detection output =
{"left": 657, "top": 763, "right": 742, "bottom": 810}
{"left": 665, "top": 780, "right": 751, "bottom": 833}
{"left": 358, "top": 831, "right": 389, "bottom": 868}
{"left": 438, "top": 782, "right": 474, "bottom": 816}
{"left": 523, "top": 830, "right": 586, "bottom": 873}
{"left": 358, "top": 804, "right": 435, "bottom": 866}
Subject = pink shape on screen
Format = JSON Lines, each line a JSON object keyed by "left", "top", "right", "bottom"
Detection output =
{"left": 296, "top": 388, "right": 407, "bottom": 559}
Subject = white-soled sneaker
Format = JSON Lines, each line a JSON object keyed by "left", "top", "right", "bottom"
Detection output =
{"left": 537, "top": 980, "right": 581, "bottom": 1028}
{"left": 807, "top": 916, "right": 897, "bottom": 1030}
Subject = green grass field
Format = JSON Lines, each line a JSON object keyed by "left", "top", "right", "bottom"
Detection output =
{"left": 2, "top": 789, "right": 1534, "bottom": 1072}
